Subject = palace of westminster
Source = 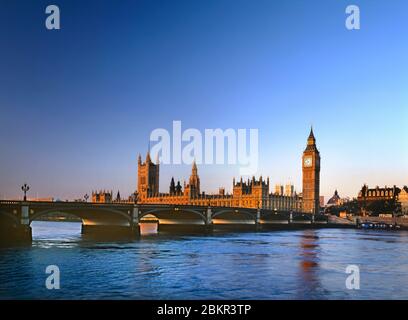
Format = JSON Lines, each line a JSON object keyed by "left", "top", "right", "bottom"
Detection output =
{"left": 93, "top": 128, "right": 321, "bottom": 214}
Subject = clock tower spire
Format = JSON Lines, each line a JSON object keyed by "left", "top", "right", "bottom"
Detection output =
{"left": 302, "top": 126, "right": 320, "bottom": 214}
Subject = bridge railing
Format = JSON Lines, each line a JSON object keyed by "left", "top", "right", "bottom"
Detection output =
{"left": 0, "top": 200, "right": 21, "bottom": 205}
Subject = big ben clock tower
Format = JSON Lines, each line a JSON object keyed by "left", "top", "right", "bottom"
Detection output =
{"left": 302, "top": 127, "right": 320, "bottom": 214}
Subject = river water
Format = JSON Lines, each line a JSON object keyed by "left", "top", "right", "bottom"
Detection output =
{"left": 0, "top": 221, "right": 407, "bottom": 299}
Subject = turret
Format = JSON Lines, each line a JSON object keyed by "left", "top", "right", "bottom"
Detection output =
{"left": 307, "top": 126, "right": 316, "bottom": 146}
{"left": 188, "top": 160, "right": 200, "bottom": 196}
{"left": 192, "top": 159, "right": 197, "bottom": 175}
{"left": 169, "top": 177, "right": 176, "bottom": 195}
{"left": 176, "top": 180, "right": 182, "bottom": 194}
{"left": 146, "top": 151, "right": 151, "bottom": 163}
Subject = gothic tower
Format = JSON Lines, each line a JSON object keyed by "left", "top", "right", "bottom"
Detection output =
{"left": 302, "top": 127, "right": 320, "bottom": 214}
{"left": 189, "top": 160, "right": 200, "bottom": 196}
{"left": 169, "top": 177, "right": 176, "bottom": 195}
{"left": 137, "top": 151, "right": 160, "bottom": 200}
{"left": 185, "top": 160, "right": 200, "bottom": 198}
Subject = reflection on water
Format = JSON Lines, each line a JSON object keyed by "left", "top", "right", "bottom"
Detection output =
{"left": 140, "top": 222, "right": 158, "bottom": 235}
{"left": 1, "top": 221, "right": 408, "bottom": 299}
{"left": 297, "top": 231, "right": 321, "bottom": 298}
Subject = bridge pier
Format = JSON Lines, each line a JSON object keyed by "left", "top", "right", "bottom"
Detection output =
{"left": 20, "top": 203, "right": 32, "bottom": 243}
{"left": 205, "top": 206, "right": 213, "bottom": 233}
{"left": 131, "top": 205, "right": 141, "bottom": 237}
{"left": 0, "top": 224, "right": 32, "bottom": 246}
{"left": 255, "top": 208, "right": 261, "bottom": 231}
{"left": 0, "top": 203, "right": 32, "bottom": 246}
{"left": 78, "top": 204, "right": 142, "bottom": 239}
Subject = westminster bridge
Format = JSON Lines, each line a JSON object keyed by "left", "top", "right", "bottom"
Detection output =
{"left": 0, "top": 200, "right": 335, "bottom": 245}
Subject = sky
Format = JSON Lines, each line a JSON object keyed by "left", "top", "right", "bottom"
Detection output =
{"left": 0, "top": 0, "right": 407, "bottom": 201}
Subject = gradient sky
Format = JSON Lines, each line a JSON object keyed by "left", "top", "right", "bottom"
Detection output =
{"left": 0, "top": 0, "right": 407, "bottom": 201}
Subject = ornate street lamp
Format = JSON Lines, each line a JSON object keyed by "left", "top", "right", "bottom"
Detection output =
{"left": 21, "top": 183, "right": 30, "bottom": 201}
{"left": 84, "top": 194, "right": 89, "bottom": 202}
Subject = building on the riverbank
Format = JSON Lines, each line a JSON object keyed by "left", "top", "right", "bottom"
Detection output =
{"left": 134, "top": 129, "right": 321, "bottom": 212}
{"left": 92, "top": 190, "right": 130, "bottom": 203}
{"left": 327, "top": 190, "right": 341, "bottom": 206}
{"left": 92, "top": 190, "right": 113, "bottom": 203}
{"left": 398, "top": 186, "right": 408, "bottom": 215}
{"left": 136, "top": 154, "right": 302, "bottom": 210}
{"left": 357, "top": 184, "right": 401, "bottom": 216}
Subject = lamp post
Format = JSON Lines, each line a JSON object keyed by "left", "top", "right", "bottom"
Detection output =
{"left": 21, "top": 183, "right": 30, "bottom": 201}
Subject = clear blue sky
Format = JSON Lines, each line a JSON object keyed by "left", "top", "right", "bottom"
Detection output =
{"left": 0, "top": 0, "right": 407, "bottom": 200}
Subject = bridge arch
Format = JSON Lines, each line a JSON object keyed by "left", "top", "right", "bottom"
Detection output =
{"left": 29, "top": 207, "right": 132, "bottom": 225}
{"left": 291, "top": 212, "right": 312, "bottom": 221}
{"left": 261, "top": 210, "right": 290, "bottom": 218}
{"left": 140, "top": 207, "right": 207, "bottom": 223}
{"left": 211, "top": 208, "right": 257, "bottom": 221}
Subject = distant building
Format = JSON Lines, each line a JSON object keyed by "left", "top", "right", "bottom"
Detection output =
{"left": 137, "top": 154, "right": 301, "bottom": 211}
{"left": 218, "top": 187, "right": 226, "bottom": 196}
{"left": 285, "top": 184, "right": 294, "bottom": 197}
{"left": 358, "top": 184, "right": 400, "bottom": 202}
{"left": 92, "top": 190, "right": 113, "bottom": 203}
{"left": 327, "top": 190, "right": 341, "bottom": 206}
{"left": 137, "top": 152, "right": 160, "bottom": 201}
{"left": 274, "top": 185, "right": 284, "bottom": 196}
{"left": 319, "top": 196, "right": 325, "bottom": 208}
{"left": 398, "top": 186, "right": 408, "bottom": 215}
{"left": 357, "top": 184, "right": 401, "bottom": 216}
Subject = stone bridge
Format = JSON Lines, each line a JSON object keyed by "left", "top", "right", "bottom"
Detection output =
{"left": 0, "top": 200, "right": 327, "bottom": 245}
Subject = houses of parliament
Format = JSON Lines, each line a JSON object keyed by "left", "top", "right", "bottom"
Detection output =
{"left": 131, "top": 128, "right": 321, "bottom": 214}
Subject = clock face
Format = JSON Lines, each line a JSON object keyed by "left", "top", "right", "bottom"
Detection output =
{"left": 304, "top": 156, "right": 312, "bottom": 167}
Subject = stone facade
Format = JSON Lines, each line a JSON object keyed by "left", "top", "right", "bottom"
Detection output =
{"left": 358, "top": 184, "right": 400, "bottom": 201}
{"left": 92, "top": 190, "right": 112, "bottom": 203}
{"left": 137, "top": 159, "right": 302, "bottom": 211}
{"left": 357, "top": 184, "right": 401, "bottom": 216}
{"left": 398, "top": 187, "right": 408, "bottom": 215}
{"left": 327, "top": 190, "right": 341, "bottom": 206}
{"left": 137, "top": 152, "right": 159, "bottom": 201}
